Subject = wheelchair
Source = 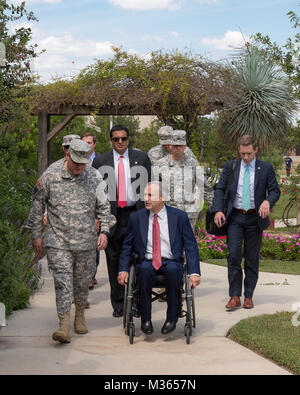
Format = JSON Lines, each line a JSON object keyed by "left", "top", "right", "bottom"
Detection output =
{"left": 123, "top": 255, "right": 196, "bottom": 344}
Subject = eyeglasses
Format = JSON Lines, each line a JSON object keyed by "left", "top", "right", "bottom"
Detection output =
{"left": 111, "top": 136, "right": 128, "bottom": 142}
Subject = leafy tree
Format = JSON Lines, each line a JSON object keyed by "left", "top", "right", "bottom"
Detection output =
{"left": 252, "top": 9, "right": 300, "bottom": 154}
{"left": 134, "top": 119, "right": 161, "bottom": 152}
{"left": 0, "top": 1, "right": 42, "bottom": 316}
{"left": 0, "top": 0, "right": 42, "bottom": 166}
{"left": 217, "top": 48, "right": 298, "bottom": 150}
{"left": 252, "top": 9, "right": 300, "bottom": 97}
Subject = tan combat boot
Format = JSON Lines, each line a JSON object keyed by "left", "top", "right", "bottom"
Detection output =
{"left": 74, "top": 304, "right": 88, "bottom": 334}
{"left": 52, "top": 312, "right": 71, "bottom": 343}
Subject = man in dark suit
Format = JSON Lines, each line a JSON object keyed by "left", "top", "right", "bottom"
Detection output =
{"left": 81, "top": 132, "right": 102, "bottom": 289}
{"left": 93, "top": 125, "right": 152, "bottom": 317}
{"left": 118, "top": 181, "right": 201, "bottom": 335}
{"left": 81, "top": 132, "right": 101, "bottom": 168}
{"left": 212, "top": 135, "right": 280, "bottom": 310}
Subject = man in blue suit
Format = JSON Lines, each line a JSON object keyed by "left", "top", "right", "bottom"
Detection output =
{"left": 118, "top": 181, "right": 201, "bottom": 335}
{"left": 212, "top": 135, "right": 280, "bottom": 310}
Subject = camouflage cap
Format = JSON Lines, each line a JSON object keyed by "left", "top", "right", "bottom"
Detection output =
{"left": 172, "top": 130, "right": 186, "bottom": 145}
{"left": 62, "top": 134, "right": 81, "bottom": 146}
{"left": 158, "top": 125, "right": 173, "bottom": 145}
{"left": 69, "top": 140, "right": 91, "bottom": 164}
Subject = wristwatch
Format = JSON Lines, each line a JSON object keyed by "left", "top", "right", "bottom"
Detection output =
{"left": 100, "top": 231, "right": 110, "bottom": 237}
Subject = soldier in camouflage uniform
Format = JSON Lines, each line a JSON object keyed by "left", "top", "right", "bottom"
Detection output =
{"left": 148, "top": 125, "right": 173, "bottom": 165}
{"left": 26, "top": 140, "right": 116, "bottom": 343}
{"left": 148, "top": 125, "right": 198, "bottom": 165}
{"left": 156, "top": 130, "right": 213, "bottom": 231}
{"left": 43, "top": 134, "right": 80, "bottom": 226}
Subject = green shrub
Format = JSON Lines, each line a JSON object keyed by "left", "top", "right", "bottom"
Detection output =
{"left": 0, "top": 157, "right": 40, "bottom": 316}
{"left": 196, "top": 228, "right": 300, "bottom": 262}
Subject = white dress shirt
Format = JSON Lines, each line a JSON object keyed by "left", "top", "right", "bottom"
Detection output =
{"left": 234, "top": 158, "right": 256, "bottom": 209}
{"left": 90, "top": 151, "right": 96, "bottom": 163}
{"left": 119, "top": 205, "right": 200, "bottom": 276}
{"left": 113, "top": 149, "right": 135, "bottom": 207}
{"left": 145, "top": 205, "right": 174, "bottom": 260}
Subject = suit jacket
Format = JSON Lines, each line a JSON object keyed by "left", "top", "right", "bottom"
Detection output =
{"left": 211, "top": 158, "right": 281, "bottom": 230}
{"left": 119, "top": 205, "right": 201, "bottom": 276}
{"left": 93, "top": 148, "right": 152, "bottom": 217}
{"left": 91, "top": 153, "right": 101, "bottom": 169}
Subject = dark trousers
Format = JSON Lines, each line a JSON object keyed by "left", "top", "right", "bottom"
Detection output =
{"left": 105, "top": 205, "right": 137, "bottom": 311}
{"left": 93, "top": 231, "right": 100, "bottom": 278}
{"left": 226, "top": 210, "right": 263, "bottom": 299}
{"left": 137, "top": 260, "right": 184, "bottom": 322}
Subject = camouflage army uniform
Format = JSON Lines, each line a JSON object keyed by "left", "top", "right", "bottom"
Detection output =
{"left": 148, "top": 124, "right": 198, "bottom": 166}
{"left": 148, "top": 144, "right": 198, "bottom": 165}
{"left": 156, "top": 154, "right": 213, "bottom": 231}
{"left": 27, "top": 149, "right": 116, "bottom": 315}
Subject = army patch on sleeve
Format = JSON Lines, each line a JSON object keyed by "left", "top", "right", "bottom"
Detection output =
{"left": 32, "top": 178, "right": 43, "bottom": 195}
{"left": 36, "top": 178, "right": 43, "bottom": 190}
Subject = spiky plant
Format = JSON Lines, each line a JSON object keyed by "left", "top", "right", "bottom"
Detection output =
{"left": 218, "top": 48, "right": 298, "bottom": 149}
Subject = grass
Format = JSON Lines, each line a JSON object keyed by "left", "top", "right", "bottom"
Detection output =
{"left": 204, "top": 172, "right": 300, "bottom": 373}
{"left": 269, "top": 226, "right": 299, "bottom": 235}
{"left": 205, "top": 228, "right": 300, "bottom": 375}
{"left": 271, "top": 192, "right": 297, "bottom": 220}
{"left": 229, "top": 312, "right": 300, "bottom": 375}
{"left": 205, "top": 258, "right": 300, "bottom": 275}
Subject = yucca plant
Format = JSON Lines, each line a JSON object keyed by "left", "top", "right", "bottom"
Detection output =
{"left": 218, "top": 48, "right": 298, "bottom": 149}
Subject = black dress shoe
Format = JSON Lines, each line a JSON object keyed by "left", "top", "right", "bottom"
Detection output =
{"left": 141, "top": 320, "right": 153, "bottom": 334}
{"left": 161, "top": 320, "right": 177, "bottom": 334}
{"left": 113, "top": 308, "right": 123, "bottom": 317}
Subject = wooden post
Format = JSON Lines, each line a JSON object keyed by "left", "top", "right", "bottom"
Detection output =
{"left": 47, "top": 113, "right": 77, "bottom": 142}
{"left": 38, "top": 112, "right": 50, "bottom": 176}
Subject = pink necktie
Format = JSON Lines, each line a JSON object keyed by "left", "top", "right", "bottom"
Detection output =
{"left": 152, "top": 214, "right": 162, "bottom": 270}
{"left": 117, "top": 155, "right": 127, "bottom": 208}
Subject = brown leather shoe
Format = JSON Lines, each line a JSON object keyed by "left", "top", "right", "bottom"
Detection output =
{"left": 225, "top": 296, "right": 241, "bottom": 310}
{"left": 243, "top": 298, "right": 254, "bottom": 309}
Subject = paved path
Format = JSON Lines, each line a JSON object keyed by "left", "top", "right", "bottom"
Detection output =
{"left": 1, "top": 253, "right": 299, "bottom": 375}
{"left": 275, "top": 218, "right": 297, "bottom": 228}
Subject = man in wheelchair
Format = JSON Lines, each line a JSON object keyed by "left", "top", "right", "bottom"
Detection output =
{"left": 118, "top": 181, "right": 200, "bottom": 335}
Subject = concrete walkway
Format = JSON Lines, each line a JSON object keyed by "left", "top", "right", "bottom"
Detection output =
{"left": 1, "top": 253, "right": 299, "bottom": 375}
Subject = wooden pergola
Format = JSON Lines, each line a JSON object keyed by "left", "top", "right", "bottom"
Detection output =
{"left": 30, "top": 50, "right": 232, "bottom": 175}
{"left": 33, "top": 100, "right": 223, "bottom": 176}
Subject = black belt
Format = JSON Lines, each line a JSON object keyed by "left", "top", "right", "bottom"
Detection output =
{"left": 234, "top": 208, "right": 256, "bottom": 215}
{"left": 145, "top": 258, "right": 175, "bottom": 262}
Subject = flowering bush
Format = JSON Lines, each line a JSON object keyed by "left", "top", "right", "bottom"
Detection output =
{"left": 196, "top": 229, "right": 228, "bottom": 260}
{"left": 197, "top": 229, "right": 300, "bottom": 261}
{"left": 261, "top": 233, "right": 300, "bottom": 261}
{"left": 280, "top": 174, "right": 300, "bottom": 199}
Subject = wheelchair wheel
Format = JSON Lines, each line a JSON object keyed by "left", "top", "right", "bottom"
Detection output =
{"left": 123, "top": 282, "right": 128, "bottom": 329}
{"left": 185, "top": 323, "right": 191, "bottom": 344}
{"left": 191, "top": 287, "right": 196, "bottom": 328}
{"left": 184, "top": 273, "right": 193, "bottom": 340}
{"left": 124, "top": 264, "right": 136, "bottom": 343}
{"left": 128, "top": 323, "right": 135, "bottom": 344}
